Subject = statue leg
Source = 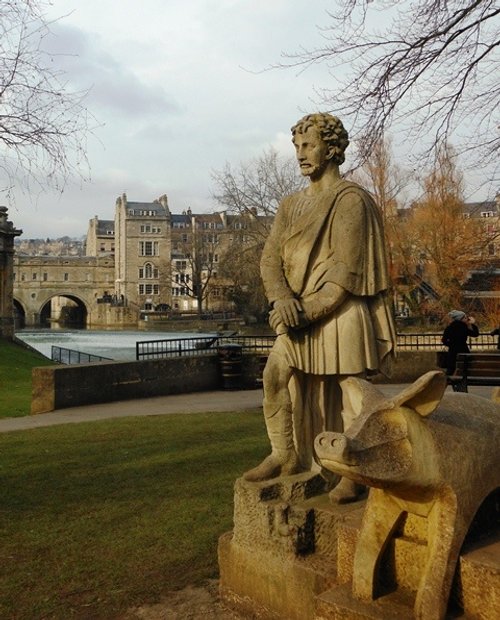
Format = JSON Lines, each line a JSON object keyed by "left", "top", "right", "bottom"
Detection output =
{"left": 243, "top": 353, "right": 302, "bottom": 482}
{"left": 329, "top": 374, "right": 366, "bottom": 503}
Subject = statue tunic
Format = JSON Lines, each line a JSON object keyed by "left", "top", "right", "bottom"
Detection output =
{"left": 261, "top": 180, "right": 396, "bottom": 376}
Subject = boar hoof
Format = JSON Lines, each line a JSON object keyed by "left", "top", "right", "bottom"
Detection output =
{"left": 243, "top": 451, "right": 302, "bottom": 482}
{"left": 329, "top": 477, "right": 364, "bottom": 504}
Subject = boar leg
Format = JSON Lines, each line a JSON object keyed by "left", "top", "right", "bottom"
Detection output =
{"left": 414, "top": 494, "right": 467, "bottom": 620}
{"left": 352, "top": 489, "right": 404, "bottom": 601}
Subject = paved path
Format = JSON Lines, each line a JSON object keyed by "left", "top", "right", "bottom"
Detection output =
{"left": 0, "top": 384, "right": 494, "bottom": 433}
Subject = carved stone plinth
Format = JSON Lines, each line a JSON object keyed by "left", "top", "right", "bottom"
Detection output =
{"left": 218, "top": 472, "right": 363, "bottom": 619}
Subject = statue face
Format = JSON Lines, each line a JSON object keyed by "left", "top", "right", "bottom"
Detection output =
{"left": 293, "top": 125, "right": 329, "bottom": 179}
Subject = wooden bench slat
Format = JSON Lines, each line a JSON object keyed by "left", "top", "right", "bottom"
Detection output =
{"left": 450, "top": 353, "right": 500, "bottom": 392}
{"left": 455, "top": 368, "right": 500, "bottom": 377}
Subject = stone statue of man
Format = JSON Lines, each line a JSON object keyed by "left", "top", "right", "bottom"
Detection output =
{"left": 243, "top": 113, "right": 396, "bottom": 503}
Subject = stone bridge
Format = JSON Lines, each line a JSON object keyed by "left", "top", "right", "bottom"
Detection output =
{"left": 13, "top": 255, "right": 135, "bottom": 327}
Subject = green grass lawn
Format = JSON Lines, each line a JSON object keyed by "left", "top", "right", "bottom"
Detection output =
{"left": 0, "top": 339, "right": 53, "bottom": 418}
{"left": 0, "top": 411, "right": 268, "bottom": 619}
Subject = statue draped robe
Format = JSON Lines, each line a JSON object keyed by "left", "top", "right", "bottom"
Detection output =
{"left": 261, "top": 180, "right": 396, "bottom": 470}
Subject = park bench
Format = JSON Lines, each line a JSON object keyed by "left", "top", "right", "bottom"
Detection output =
{"left": 448, "top": 352, "right": 500, "bottom": 392}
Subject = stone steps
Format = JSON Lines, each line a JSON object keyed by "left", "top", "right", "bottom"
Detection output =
{"left": 329, "top": 510, "right": 500, "bottom": 619}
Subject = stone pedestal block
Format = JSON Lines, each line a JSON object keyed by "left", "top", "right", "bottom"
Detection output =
{"left": 219, "top": 472, "right": 359, "bottom": 619}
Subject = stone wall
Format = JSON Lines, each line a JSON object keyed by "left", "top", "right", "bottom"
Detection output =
{"left": 32, "top": 355, "right": 221, "bottom": 414}
{"left": 372, "top": 349, "right": 442, "bottom": 383}
{"left": 31, "top": 350, "right": 443, "bottom": 414}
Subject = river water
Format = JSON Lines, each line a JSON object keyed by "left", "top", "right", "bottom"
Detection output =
{"left": 15, "top": 328, "right": 217, "bottom": 361}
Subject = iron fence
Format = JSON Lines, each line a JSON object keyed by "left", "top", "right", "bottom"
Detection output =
{"left": 396, "top": 332, "right": 497, "bottom": 350}
{"left": 135, "top": 332, "right": 498, "bottom": 361}
{"left": 51, "top": 345, "right": 113, "bottom": 365}
{"left": 135, "top": 335, "right": 275, "bottom": 360}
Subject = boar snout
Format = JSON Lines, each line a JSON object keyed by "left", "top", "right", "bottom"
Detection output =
{"left": 315, "top": 432, "right": 358, "bottom": 466}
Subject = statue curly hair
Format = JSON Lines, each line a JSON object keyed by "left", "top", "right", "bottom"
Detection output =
{"left": 291, "top": 113, "right": 349, "bottom": 166}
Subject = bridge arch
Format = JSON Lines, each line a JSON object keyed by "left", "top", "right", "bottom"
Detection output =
{"left": 37, "top": 293, "right": 90, "bottom": 328}
{"left": 14, "top": 289, "right": 93, "bottom": 329}
{"left": 13, "top": 298, "right": 26, "bottom": 329}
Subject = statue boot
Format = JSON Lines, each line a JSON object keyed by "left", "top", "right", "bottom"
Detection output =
{"left": 243, "top": 401, "right": 302, "bottom": 481}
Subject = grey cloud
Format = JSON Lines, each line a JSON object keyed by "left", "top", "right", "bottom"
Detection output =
{"left": 44, "top": 22, "right": 180, "bottom": 117}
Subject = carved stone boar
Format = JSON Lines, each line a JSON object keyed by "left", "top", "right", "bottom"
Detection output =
{"left": 314, "top": 370, "right": 500, "bottom": 620}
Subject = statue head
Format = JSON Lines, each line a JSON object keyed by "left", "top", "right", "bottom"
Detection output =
{"left": 291, "top": 113, "right": 349, "bottom": 166}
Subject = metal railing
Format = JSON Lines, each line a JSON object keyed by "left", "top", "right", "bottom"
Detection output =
{"left": 135, "top": 332, "right": 498, "bottom": 361}
{"left": 51, "top": 345, "right": 113, "bottom": 365}
{"left": 396, "top": 332, "right": 497, "bottom": 350}
{"left": 135, "top": 335, "right": 275, "bottom": 360}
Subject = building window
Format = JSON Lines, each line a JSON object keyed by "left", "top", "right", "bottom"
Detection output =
{"left": 43, "top": 273, "right": 48, "bottom": 281}
{"left": 176, "top": 260, "right": 187, "bottom": 270}
{"left": 481, "top": 211, "right": 494, "bottom": 218}
{"left": 32, "top": 273, "right": 37, "bottom": 280}
{"left": 64, "top": 273, "right": 69, "bottom": 281}
{"left": 139, "top": 283, "right": 160, "bottom": 295}
{"left": 21, "top": 273, "right": 25, "bottom": 281}
{"left": 139, "top": 241, "right": 159, "bottom": 256}
{"left": 139, "top": 263, "right": 158, "bottom": 279}
{"left": 140, "top": 224, "right": 152, "bottom": 233}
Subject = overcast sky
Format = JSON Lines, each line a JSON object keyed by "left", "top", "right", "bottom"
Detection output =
{"left": 5, "top": 0, "right": 496, "bottom": 239}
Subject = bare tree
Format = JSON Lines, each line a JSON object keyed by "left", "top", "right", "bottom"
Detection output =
{"left": 211, "top": 147, "right": 305, "bottom": 241}
{"left": 171, "top": 224, "right": 223, "bottom": 315}
{"left": 349, "top": 135, "right": 410, "bottom": 274}
{"left": 0, "top": 1, "right": 90, "bottom": 196}
{"left": 282, "top": 1, "right": 499, "bottom": 180}
{"left": 218, "top": 241, "right": 268, "bottom": 322}
{"left": 349, "top": 135, "right": 412, "bottom": 313}
{"left": 212, "top": 148, "right": 305, "bottom": 321}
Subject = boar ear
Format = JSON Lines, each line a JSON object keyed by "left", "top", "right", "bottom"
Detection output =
{"left": 341, "top": 377, "right": 392, "bottom": 417}
{"left": 393, "top": 371, "right": 447, "bottom": 417}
